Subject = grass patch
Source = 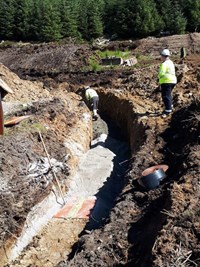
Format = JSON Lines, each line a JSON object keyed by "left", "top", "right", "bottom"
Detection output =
{"left": 0, "top": 40, "right": 32, "bottom": 48}
{"left": 136, "top": 54, "right": 153, "bottom": 61}
{"left": 3, "top": 121, "right": 46, "bottom": 136}
{"left": 0, "top": 40, "right": 16, "bottom": 48}
{"left": 87, "top": 49, "right": 133, "bottom": 71}
{"left": 88, "top": 55, "right": 102, "bottom": 72}
{"left": 97, "top": 49, "right": 131, "bottom": 59}
{"left": 29, "top": 122, "right": 47, "bottom": 133}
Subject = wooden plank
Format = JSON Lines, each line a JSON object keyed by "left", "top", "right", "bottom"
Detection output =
{"left": 4, "top": 115, "right": 31, "bottom": 126}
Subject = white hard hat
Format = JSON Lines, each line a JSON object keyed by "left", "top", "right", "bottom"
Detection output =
{"left": 161, "top": 49, "right": 170, "bottom": 56}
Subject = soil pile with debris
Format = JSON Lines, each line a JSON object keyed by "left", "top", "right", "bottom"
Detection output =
{"left": 0, "top": 33, "right": 199, "bottom": 267}
{"left": 0, "top": 63, "right": 92, "bottom": 266}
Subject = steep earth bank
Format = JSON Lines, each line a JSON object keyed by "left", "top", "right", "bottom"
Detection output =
{"left": 0, "top": 64, "right": 93, "bottom": 266}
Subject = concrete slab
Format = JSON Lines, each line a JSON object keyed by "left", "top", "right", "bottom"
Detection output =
{"left": 65, "top": 136, "right": 116, "bottom": 199}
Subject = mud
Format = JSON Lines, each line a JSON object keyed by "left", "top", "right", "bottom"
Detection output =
{"left": 0, "top": 33, "right": 199, "bottom": 267}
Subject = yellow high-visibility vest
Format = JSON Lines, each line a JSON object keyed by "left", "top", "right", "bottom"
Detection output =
{"left": 85, "top": 88, "right": 98, "bottom": 100}
{"left": 158, "top": 59, "right": 177, "bottom": 84}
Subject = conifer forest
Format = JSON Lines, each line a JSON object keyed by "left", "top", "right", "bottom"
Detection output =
{"left": 0, "top": 0, "right": 199, "bottom": 42}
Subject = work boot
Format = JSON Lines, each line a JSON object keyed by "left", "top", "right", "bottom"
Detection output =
{"left": 161, "top": 111, "right": 172, "bottom": 118}
{"left": 93, "top": 115, "right": 98, "bottom": 121}
{"left": 92, "top": 109, "right": 98, "bottom": 120}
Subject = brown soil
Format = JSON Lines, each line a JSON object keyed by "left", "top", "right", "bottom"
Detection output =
{"left": 9, "top": 219, "right": 86, "bottom": 267}
{"left": 0, "top": 62, "right": 92, "bottom": 266}
{"left": 0, "top": 33, "right": 199, "bottom": 267}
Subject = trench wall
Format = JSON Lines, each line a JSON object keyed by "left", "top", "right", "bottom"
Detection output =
{"left": 98, "top": 90, "right": 146, "bottom": 154}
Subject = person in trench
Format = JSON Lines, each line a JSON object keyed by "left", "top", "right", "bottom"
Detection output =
{"left": 84, "top": 86, "right": 99, "bottom": 120}
{"left": 158, "top": 49, "right": 177, "bottom": 118}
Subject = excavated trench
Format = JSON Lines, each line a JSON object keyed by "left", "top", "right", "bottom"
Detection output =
{"left": 2, "top": 87, "right": 199, "bottom": 267}
{"left": 3, "top": 86, "right": 150, "bottom": 267}
{"left": 3, "top": 93, "right": 135, "bottom": 267}
{"left": 57, "top": 95, "right": 200, "bottom": 267}
{"left": 2, "top": 90, "right": 159, "bottom": 267}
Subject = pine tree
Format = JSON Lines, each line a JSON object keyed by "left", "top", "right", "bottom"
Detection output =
{"left": 104, "top": 0, "right": 128, "bottom": 38}
{"left": 27, "top": 0, "right": 42, "bottom": 40}
{"left": 58, "top": 0, "right": 79, "bottom": 38}
{"left": 131, "top": 0, "right": 163, "bottom": 37}
{"left": 87, "top": 0, "right": 103, "bottom": 39}
{"left": 171, "top": 2, "right": 187, "bottom": 34}
{"left": 0, "top": 0, "right": 194, "bottom": 42}
{"left": 76, "top": 0, "right": 89, "bottom": 39}
{"left": 183, "top": 0, "right": 200, "bottom": 32}
{"left": 13, "top": 0, "right": 31, "bottom": 41}
{"left": 39, "top": 0, "right": 62, "bottom": 42}
{"left": 105, "top": 0, "right": 163, "bottom": 38}
{"left": 155, "top": 0, "right": 186, "bottom": 34}
{"left": 0, "top": 0, "right": 14, "bottom": 40}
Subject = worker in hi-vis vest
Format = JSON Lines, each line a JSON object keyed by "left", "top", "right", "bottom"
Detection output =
{"left": 84, "top": 86, "right": 99, "bottom": 120}
{"left": 158, "top": 49, "right": 177, "bottom": 118}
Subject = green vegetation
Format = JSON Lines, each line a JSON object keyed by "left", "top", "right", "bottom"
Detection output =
{"left": 97, "top": 49, "right": 131, "bottom": 59}
{"left": 88, "top": 55, "right": 102, "bottom": 71}
{"left": 0, "top": 0, "right": 199, "bottom": 42}
{"left": 0, "top": 40, "right": 16, "bottom": 48}
{"left": 87, "top": 49, "right": 132, "bottom": 71}
{"left": 3, "top": 120, "right": 46, "bottom": 136}
{"left": 135, "top": 54, "right": 153, "bottom": 61}
{"left": 30, "top": 122, "right": 47, "bottom": 133}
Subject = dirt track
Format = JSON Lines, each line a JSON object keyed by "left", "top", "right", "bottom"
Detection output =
{"left": 0, "top": 33, "right": 199, "bottom": 267}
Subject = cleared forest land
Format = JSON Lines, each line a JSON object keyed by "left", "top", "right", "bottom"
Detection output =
{"left": 0, "top": 33, "right": 199, "bottom": 267}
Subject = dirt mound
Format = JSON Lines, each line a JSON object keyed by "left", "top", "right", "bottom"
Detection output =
{"left": 134, "top": 33, "right": 200, "bottom": 56}
{"left": 0, "top": 63, "right": 50, "bottom": 105}
{"left": 0, "top": 97, "right": 74, "bottom": 246}
{"left": 0, "top": 43, "right": 91, "bottom": 78}
{"left": 153, "top": 102, "right": 200, "bottom": 267}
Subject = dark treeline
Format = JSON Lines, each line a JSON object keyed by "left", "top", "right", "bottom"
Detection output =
{"left": 0, "top": 0, "right": 199, "bottom": 42}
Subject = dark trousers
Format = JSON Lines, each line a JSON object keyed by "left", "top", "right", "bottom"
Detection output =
{"left": 90, "top": 96, "right": 99, "bottom": 111}
{"left": 161, "top": 83, "right": 176, "bottom": 112}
